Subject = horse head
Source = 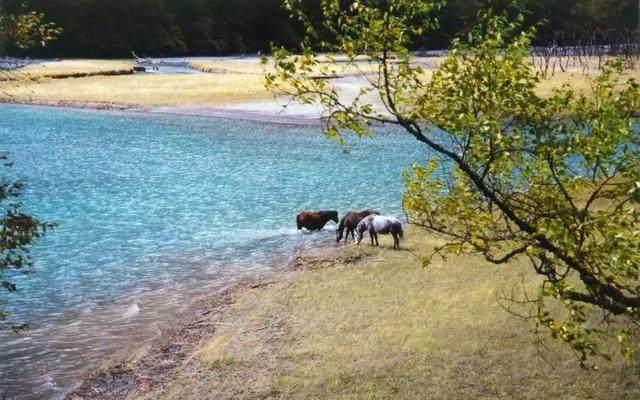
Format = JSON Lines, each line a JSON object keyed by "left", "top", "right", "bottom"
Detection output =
{"left": 336, "top": 216, "right": 345, "bottom": 242}
{"left": 355, "top": 214, "right": 376, "bottom": 244}
{"left": 355, "top": 229, "right": 363, "bottom": 244}
{"left": 355, "top": 220, "right": 367, "bottom": 244}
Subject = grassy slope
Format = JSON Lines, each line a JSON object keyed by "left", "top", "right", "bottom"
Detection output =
{"left": 125, "top": 228, "right": 639, "bottom": 400}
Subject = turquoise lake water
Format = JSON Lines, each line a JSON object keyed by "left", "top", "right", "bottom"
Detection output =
{"left": 0, "top": 105, "right": 428, "bottom": 399}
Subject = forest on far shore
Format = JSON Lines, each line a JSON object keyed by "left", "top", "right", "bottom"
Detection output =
{"left": 1, "top": 0, "right": 638, "bottom": 58}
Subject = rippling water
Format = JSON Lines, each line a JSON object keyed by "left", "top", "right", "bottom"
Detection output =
{"left": 0, "top": 105, "right": 429, "bottom": 399}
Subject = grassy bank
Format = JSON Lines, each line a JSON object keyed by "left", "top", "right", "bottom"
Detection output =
{"left": 1, "top": 57, "right": 638, "bottom": 111}
{"left": 0, "top": 72, "right": 269, "bottom": 108}
{"left": 0, "top": 60, "right": 134, "bottom": 81}
{"left": 189, "top": 58, "right": 382, "bottom": 77}
{"left": 0, "top": 59, "right": 271, "bottom": 108}
{"left": 71, "top": 228, "right": 639, "bottom": 400}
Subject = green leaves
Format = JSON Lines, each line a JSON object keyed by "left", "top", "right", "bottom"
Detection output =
{"left": 0, "top": 8, "right": 61, "bottom": 51}
{"left": 266, "top": 2, "right": 640, "bottom": 365}
{"left": 408, "top": 11, "right": 640, "bottom": 364}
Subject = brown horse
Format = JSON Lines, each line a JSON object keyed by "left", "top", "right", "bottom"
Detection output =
{"left": 296, "top": 211, "right": 339, "bottom": 231}
{"left": 336, "top": 209, "right": 380, "bottom": 243}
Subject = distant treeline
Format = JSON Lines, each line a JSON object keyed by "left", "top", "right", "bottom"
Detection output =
{"left": 1, "top": 0, "right": 638, "bottom": 58}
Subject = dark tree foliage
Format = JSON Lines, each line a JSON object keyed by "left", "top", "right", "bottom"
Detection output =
{"left": 1, "top": 0, "right": 300, "bottom": 57}
{"left": 1, "top": 0, "right": 637, "bottom": 57}
{"left": 2, "top": 0, "right": 188, "bottom": 57}
{"left": 0, "top": 3, "right": 60, "bottom": 55}
{"left": 425, "top": 0, "right": 639, "bottom": 49}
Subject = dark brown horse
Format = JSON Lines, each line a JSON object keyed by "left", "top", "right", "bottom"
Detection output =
{"left": 336, "top": 209, "right": 380, "bottom": 243}
{"left": 296, "top": 211, "right": 339, "bottom": 231}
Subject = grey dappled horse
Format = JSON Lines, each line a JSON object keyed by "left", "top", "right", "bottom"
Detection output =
{"left": 355, "top": 215, "right": 404, "bottom": 250}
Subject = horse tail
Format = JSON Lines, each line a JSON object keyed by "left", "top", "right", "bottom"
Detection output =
{"left": 398, "top": 224, "right": 404, "bottom": 240}
{"left": 296, "top": 214, "right": 302, "bottom": 230}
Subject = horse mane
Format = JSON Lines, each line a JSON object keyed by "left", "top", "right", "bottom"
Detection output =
{"left": 357, "top": 214, "right": 373, "bottom": 229}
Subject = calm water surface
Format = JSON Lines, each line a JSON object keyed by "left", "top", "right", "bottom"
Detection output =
{"left": 0, "top": 105, "right": 429, "bottom": 399}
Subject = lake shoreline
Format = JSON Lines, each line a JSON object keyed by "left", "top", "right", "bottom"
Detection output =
{"left": 1, "top": 104, "right": 418, "bottom": 399}
{"left": 1, "top": 99, "right": 325, "bottom": 126}
{"left": 64, "top": 229, "right": 640, "bottom": 400}
{"left": 66, "top": 247, "right": 338, "bottom": 399}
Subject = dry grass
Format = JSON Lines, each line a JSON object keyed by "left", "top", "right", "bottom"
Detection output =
{"left": 0, "top": 72, "right": 271, "bottom": 107}
{"left": 530, "top": 57, "right": 640, "bottom": 98}
{"left": 0, "top": 60, "right": 133, "bottom": 81}
{"left": 198, "top": 335, "right": 233, "bottom": 368}
{"left": 535, "top": 70, "right": 640, "bottom": 99}
{"left": 2, "top": 57, "right": 637, "bottom": 110}
{"left": 119, "top": 228, "right": 639, "bottom": 400}
{"left": 191, "top": 58, "right": 381, "bottom": 77}
{"left": 535, "top": 71, "right": 596, "bottom": 98}
{"left": 189, "top": 60, "right": 270, "bottom": 75}
{"left": 0, "top": 58, "right": 377, "bottom": 109}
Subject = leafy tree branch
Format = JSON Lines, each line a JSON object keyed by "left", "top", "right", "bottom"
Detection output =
{"left": 265, "top": 1, "right": 640, "bottom": 364}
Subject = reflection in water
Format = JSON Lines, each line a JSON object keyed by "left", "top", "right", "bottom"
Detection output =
{"left": 0, "top": 105, "right": 430, "bottom": 399}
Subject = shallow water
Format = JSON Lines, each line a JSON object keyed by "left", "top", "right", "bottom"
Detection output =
{"left": 0, "top": 104, "right": 430, "bottom": 399}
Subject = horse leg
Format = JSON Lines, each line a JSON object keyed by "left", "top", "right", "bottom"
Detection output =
{"left": 392, "top": 232, "right": 398, "bottom": 250}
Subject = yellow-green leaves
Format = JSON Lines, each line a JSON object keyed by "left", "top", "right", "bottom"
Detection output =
{"left": 0, "top": 9, "right": 61, "bottom": 51}
{"left": 407, "top": 11, "right": 640, "bottom": 365}
{"left": 265, "top": 3, "right": 640, "bottom": 365}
